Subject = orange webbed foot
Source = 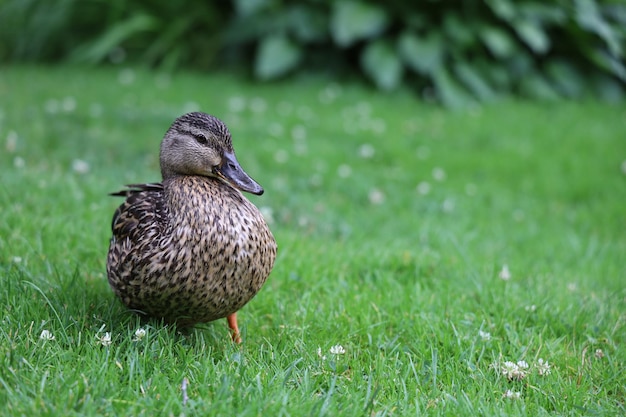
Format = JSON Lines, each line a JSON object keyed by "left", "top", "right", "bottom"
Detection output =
{"left": 227, "top": 313, "right": 242, "bottom": 344}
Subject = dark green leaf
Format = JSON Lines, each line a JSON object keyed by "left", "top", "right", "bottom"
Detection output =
{"left": 255, "top": 35, "right": 302, "bottom": 80}
{"left": 591, "top": 49, "right": 626, "bottom": 81}
{"left": 288, "top": 5, "right": 328, "bottom": 43}
{"left": 433, "top": 69, "right": 476, "bottom": 109}
{"left": 398, "top": 31, "right": 444, "bottom": 75}
{"left": 545, "top": 60, "right": 585, "bottom": 97}
{"left": 590, "top": 74, "right": 624, "bottom": 102}
{"left": 575, "top": 0, "right": 622, "bottom": 57}
{"left": 518, "top": 3, "right": 566, "bottom": 24}
{"left": 233, "top": 0, "right": 271, "bottom": 17}
{"left": 331, "top": 1, "right": 389, "bottom": 47}
{"left": 443, "top": 13, "right": 477, "bottom": 50}
{"left": 519, "top": 72, "right": 561, "bottom": 100}
{"left": 360, "top": 40, "right": 403, "bottom": 91}
{"left": 70, "top": 13, "right": 158, "bottom": 63}
{"left": 453, "top": 62, "right": 497, "bottom": 101}
{"left": 479, "top": 26, "right": 517, "bottom": 58}
{"left": 513, "top": 20, "right": 550, "bottom": 54}
{"left": 476, "top": 59, "right": 511, "bottom": 89}
{"left": 485, "top": 0, "right": 516, "bottom": 21}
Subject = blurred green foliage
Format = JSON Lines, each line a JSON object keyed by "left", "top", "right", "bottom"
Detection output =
{"left": 1, "top": 0, "right": 624, "bottom": 105}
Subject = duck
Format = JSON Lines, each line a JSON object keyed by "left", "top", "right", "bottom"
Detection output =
{"left": 106, "top": 112, "right": 276, "bottom": 343}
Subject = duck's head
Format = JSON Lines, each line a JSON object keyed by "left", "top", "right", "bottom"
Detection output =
{"left": 160, "top": 112, "right": 264, "bottom": 195}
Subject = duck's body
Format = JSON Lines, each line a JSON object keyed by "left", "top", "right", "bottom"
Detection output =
{"left": 106, "top": 112, "right": 276, "bottom": 341}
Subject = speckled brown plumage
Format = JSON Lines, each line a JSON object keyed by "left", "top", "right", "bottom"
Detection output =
{"left": 106, "top": 112, "right": 276, "bottom": 341}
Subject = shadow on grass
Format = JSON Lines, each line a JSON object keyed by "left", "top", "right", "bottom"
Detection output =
{"left": 2, "top": 261, "right": 232, "bottom": 352}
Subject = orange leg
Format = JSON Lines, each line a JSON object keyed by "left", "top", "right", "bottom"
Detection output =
{"left": 227, "top": 313, "right": 242, "bottom": 344}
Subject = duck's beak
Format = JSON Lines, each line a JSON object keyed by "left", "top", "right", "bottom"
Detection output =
{"left": 217, "top": 151, "right": 264, "bottom": 195}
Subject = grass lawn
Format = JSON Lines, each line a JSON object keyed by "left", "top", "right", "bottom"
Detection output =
{"left": 1, "top": 65, "right": 625, "bottom": 416}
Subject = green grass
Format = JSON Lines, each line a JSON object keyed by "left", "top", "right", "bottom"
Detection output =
{"left": 1, "top": 66, "right": 625, "bottom": 416}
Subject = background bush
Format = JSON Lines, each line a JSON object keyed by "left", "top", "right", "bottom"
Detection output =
{"left": 1, "top": 0, "right": 624, "bottom": 105}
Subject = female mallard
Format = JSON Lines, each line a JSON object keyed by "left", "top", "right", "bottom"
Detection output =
{"left": 106, "top": 112, "right": 276, "bottom": 342}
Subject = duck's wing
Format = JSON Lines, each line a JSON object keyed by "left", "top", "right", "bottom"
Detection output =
{"left": 110, "top": 183, "right": 166, "bottom": 241}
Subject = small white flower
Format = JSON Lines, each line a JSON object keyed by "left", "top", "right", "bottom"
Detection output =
{"left": 416, "top": 181, "right": 431, "bottom": 195}
{"left": 498, "top": 264, "right": 511, "bottom": 280}
{"left": 525, "top": 304, "right": 537, "bottom": 312}
{"left": 502, "top": 389, "right": 521, "bottom": 399}
{"left": 100, "top": 332, "right": 112, "bottom": 346}
{"left": 442, "top": 198, "right": 455, "bottom": 213}
{"left": 432, "top": 167, "right": 446, "bottom": 181}
{"left": 536, "top": 358, "right": 551, "bottom": 375}
{"left": 478, "top": 330, "right": 491, "bottom": 341}
{"left": 133, "top": 328, "right": 146, "bottom": 342}
{"left": 329, "top": 345, "right": 346, "bottom": 355}
{"left": 72, "top": 159, "right": 90, "bottom": 174}
{"left": 368, "top": 188, "right": 385, "bottom": 205}
{"left": 62, "top": 96, "right": 77, "bottom": 112}
{"left": 594, "top": 349, "right": 604, "bottom": 359}
{"left": 337, "top": 164, "right": 352, "bottom": 178}
{"left": 501, "top": 360, "right": 528, "bottom": 380}
{"left": 274, "top": 149, "right": 289, "bottom": 164}
{"left": 358, "top": 144, "right": 375, "bottom": 159}
{"left": 14, "top": 156, "right": 25, "bottom": 169}
{"left": 39, "top": 330, "right": 55, "bottom": 341}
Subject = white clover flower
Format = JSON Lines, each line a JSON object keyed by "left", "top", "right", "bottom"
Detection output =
{"left": 337, "top": 164, "right": 352, "bottom": 178}
{"left": 502, "top": 389, "right": 521, "bottom": 399}
{"left": 416, "top": 181, "right": 431, "bottom": 195}
{"left": 274, "top": 149, "right": 289, "bottom": 164}
{"left": 478, "top": 330, "right": 491, "bottom": 341}
{"left": 432, "top": 167, "right": 446, "bottom": 181}
{"left": 501, "top": 360, "right": 528, "bottom": 380}
{"left": 39, "top": 330, "right": 55, "bottom": 341}
{"left": 62, "top": 96, "right": 77, "bottom": 112}
{"left": 133, "top": 328, "right": 146, "bottom": 342}
{"left": 72, "top": 159, "right": 90, "bottom": 174}
{"left": 498, "top": 264, "right": 511, "bottom": 280}
{"left": 368, "top": 188, "right": 385, "bottom": 205}
{"left": 100, "top": 332, "right": 112, "bottom": 346}
{"left": 358, "top": 144, "right": 375, "bottom": 159}
{"left": 329, "top": 345, "right": 346, "bottom": 355}
{"left": 536, "top": 358, "right": 551, "bottom": 375}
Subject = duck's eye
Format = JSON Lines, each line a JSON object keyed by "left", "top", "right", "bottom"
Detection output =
{"left": 193, "top": 133, "right": 208, "bottom": 145}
